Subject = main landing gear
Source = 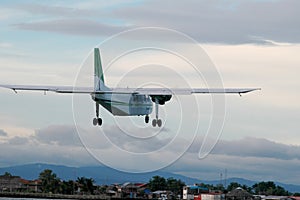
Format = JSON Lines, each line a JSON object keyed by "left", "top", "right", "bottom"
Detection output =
{"left": 152, "top": 98, "right": 162, "bottom": 127}
{"left": 93, "top": 102, "right": 102, "bottom": 126}
{"left": 144, "top": 101, "right": 162, "bottom": 127}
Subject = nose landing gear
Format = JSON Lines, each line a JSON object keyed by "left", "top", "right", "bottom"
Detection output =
{"left": 145, "top": 115, "right": 149, "bottom": 123}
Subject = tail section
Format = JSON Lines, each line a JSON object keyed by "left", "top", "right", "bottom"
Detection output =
{"left": 94, "top": 48, "right": 106, "bottom": 91}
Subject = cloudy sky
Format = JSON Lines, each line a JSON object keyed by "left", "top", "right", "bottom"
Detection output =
{"left": 0, "top": 0, "right": 300, "bottom": 185}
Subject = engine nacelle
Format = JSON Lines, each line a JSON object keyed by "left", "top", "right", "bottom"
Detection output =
{"left": 150, "top": 95, "right": 172, "bottom": 105}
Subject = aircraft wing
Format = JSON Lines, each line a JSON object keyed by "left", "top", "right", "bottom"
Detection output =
{"left": 0, "top": 84, "right": 260, "bottom": 95}
{"left": 113, "top": 88, "right": 260, "bottom": 95}
{"left": 0, "top": 84, "right": 93, "bottom": 93}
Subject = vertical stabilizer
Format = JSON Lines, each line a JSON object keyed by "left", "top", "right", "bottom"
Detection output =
{"left": 94, "top": 48, "right": 105, "bottom": 91}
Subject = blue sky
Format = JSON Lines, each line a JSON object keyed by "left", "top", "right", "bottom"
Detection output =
{"left": 0, "top": 0, "right": 300, "bottom": 185}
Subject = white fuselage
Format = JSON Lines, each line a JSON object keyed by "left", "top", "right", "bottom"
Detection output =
{"left": 92, "top": 93, "right": 153, "bottom": 116}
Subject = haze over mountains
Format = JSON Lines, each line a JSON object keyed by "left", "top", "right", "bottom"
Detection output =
{"left": 0, "top": 163, "right": 299, "bottom": 193}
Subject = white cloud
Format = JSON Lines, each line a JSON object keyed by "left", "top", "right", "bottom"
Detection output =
{"left": 112, "top": 0, "right": 300, "bottom": 44}
{"left": 14, "top": 19, "right": 129, "bottom": 37}
{"left": 34, "top": 125, "right": 82, "bottom": 146}
{"left": 8, "top": 1, "right": 300, "bottom": 44}
{"left": 13, "top": 3, "right": 94, "bottom": 18}
{"left": 0, "top": 115, "right": 34, "bottom": 138}
{"left": 0, "top": 42, "right": 12, "bottom": 48}
{"left": 169, "top": 153, "right": 300, "bottom": 185}
{"left": 0, "top": 7, "right": 20, "bottom": 21}
{"left": 0, "top": 129, "right": 8, "bottom": 136}
{"left": 212, "top": 137, "right": 300, "bottom": 160}
{"left": 0, "top": 141, "right": 96, "bottom": 167}
{"left": 0, "top": 123, "right": 300, "bottom": 183}
{"left": 12, "top": 1, "right": 140, "bottom": 18}
{"left": 8, "top": 136, "right": 29, "bottom": 145}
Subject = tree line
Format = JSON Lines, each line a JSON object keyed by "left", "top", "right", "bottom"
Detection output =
{"left": 197, "top": 181, "right": 296, "bottom": 196}
{"left": 39, "top": 169, "right": 95, "bottom": 194}
{"left": 3, "top": 170, "right": 299, "bottom": 196}
{"left": 148, "top": 175, "right": 185, "bottom": 196}
{"left": 146, "top": 176, "right": 299, "bottom": 196}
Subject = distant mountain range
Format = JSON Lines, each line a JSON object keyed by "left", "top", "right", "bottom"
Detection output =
{"left": 0, "top": 163, "right": 299, "bottom": 193}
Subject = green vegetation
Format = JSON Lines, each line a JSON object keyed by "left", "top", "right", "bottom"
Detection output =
{"left": 76, "top": 177, "right": 95, "bottom": 195}
{"left": 39, "top": 169, "right": 60, "bottom": 193}
{"left": 148, "top": 175, "right": 167, "bottom": 191}
{"left": 59, "top": 180, "right": 75, "bottom": 194}
{"left": 252, "top": 181, "right": 290, "bottom": 196}
{"left": 222, "top": 181, "right": 290, "bottom": 196}
{"left": 148, "top": 176, "right": 185, "bottom": 196}
{"left": 166, "top": 177, "right": 185, "bottom": 196}
{"left": 226, "top": 182, "right": 252, "bottom": 193}
{"left": 3, "top": 172, "right": 12, "bottom": 177}
{"left": 38, "top": 169, "right": 95, "bottom": 195}
{"left": 0, "top": 171, "right": 298, "bottom": 197}
{"left": 178, "top": 180, "right": 292, "bottom": 196}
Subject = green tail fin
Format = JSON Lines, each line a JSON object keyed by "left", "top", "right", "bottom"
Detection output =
{"left": 94, "top": 48, "right": 105, "bottom": 90}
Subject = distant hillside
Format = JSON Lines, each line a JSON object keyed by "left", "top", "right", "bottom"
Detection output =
{"left": 0, "top": 163, "right": 299, "bottom": 193}
{"left": 0, "top": 163, "right": 200, "bottom": 184}
{"left": 204, "top": 177, "right": 256, "bottom": 187}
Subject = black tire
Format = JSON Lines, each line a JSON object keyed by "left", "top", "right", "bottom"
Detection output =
{"left": 145, "top": 115, "right": 149, "bottom": 123}
{"left": 157, "top": 119, "right": 162, "bottom": 127}
{"left": 97, "top": 118, "right": 102, "bottom": 126}
{"left": 152, "top": 119, "right": 157, "bottom": 127}
{"left": 93, "top": 118, "right": 98, "bottom": 126}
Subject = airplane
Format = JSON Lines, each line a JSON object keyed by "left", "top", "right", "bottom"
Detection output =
{"left": 0, "top": 48, "right": 260, "bottom": 127}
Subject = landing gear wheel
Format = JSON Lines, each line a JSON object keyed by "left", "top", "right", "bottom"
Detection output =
{"left": 145, "top": 115, "right": 149, "bottom": 123}
{"left": 93, "top": 118, "right": 98, "bottom": 126}
{"left": 152, "top": 119, "right": 157, "bottom": 127}
{"left": 157, "top": 119, "right": 162, "bottom": 127}
{"left": 93, "top": 118, "right": 102, "bottom": 126}
{"left": 97, "top": 118, "right": 102, "bottom": 126}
